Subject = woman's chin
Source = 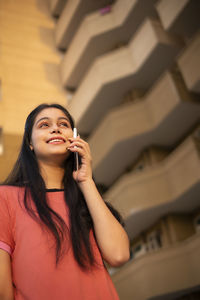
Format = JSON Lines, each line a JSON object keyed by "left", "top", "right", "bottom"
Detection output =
{"left": 50, "top": 150, "right": 69, "bottom": 159}
{"left": 38, "top": 151, "right": 69, "bottom": 164}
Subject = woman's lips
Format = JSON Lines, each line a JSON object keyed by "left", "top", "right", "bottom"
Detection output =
{"left": 48, "top": 139, "right": 65, "bottom": 144}
{"left": 46, "top": 137, "right": 66, "bottom": 144}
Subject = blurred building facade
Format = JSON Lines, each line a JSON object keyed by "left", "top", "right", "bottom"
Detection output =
{"left": 0, "top": 0, "right": 200, "bottom": 299}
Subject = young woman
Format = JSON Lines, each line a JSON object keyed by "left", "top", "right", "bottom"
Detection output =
{"left": 0, "top": 103, "right": 130, "bottom": 300}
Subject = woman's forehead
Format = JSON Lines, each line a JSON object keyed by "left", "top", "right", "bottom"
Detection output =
{"left": 35, "top": 107, "right": 69, "bottom": 122}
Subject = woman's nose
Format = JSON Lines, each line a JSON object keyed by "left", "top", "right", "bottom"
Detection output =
{"left": 51, "top": 125, "right": 61, "bottom": 133}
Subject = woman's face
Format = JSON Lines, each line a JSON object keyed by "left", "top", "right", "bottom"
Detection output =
{"left": 30, "top": 107, "right": 73, "bottom": 163}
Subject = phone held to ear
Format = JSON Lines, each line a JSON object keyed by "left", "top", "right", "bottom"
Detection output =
{"left": 73, "top": 128, "right": 79, "bottom": 171}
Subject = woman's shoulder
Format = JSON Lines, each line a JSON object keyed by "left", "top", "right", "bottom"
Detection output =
{"left": 0, "top": 185, "right": 25, "bottom": 199}
{"left": 0, "top": 186, "right": 26, "bottom": 215}
{"left": 0, "top": 184, "right": 24, "bottom": 191}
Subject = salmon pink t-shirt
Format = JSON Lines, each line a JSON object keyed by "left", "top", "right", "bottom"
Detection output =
{"left": 0, "top": 186, "right": 119, "bottom": 300}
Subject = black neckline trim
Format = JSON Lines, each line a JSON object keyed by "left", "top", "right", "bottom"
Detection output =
{"left": 46, "top": 188, "right": 64, "bottom": 192}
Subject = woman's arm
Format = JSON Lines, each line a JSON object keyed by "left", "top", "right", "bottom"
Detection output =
{"left": 0, "top": 249, "right": 14, "bottom": 300}
{"left": 68, "top": 137, "right": 130, "bottom": 267}
{"left": 79, "top": 179, "right": 130, "bottom": 267}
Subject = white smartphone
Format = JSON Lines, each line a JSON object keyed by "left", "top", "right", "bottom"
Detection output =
{"left": 73, "top": 128, "right": 79, "bottom": 170}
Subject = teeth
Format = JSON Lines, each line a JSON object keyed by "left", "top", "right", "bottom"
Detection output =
{"left": 48, "top": 139, "right": 64, "bottom": 143}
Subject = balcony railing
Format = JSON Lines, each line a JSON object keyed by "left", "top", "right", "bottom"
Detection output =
{"left": 50, "top": 0, "right": 67, "bottom": 17}
{"left": 89, "top": 71, "right": 200, "bottom": 186}
{"left": 60, "top": 0, "right": 157, "bottom": 88}
{"left": 68, "top": 18, "right": 182, "bottom": 134}
{"left": 178, "top": 32, "right": 200, "bottom": 93}
{"left": 156, "top": 0, "right": 200, "bottom": 38}
{"left": 105, "top": 132, "right": 200, "bottom": 240}
{"left": 55, "top": 0, "right": 114, "bottom": 49}
{"left": 112, "top": 233, "right": 200, "bottom": 300}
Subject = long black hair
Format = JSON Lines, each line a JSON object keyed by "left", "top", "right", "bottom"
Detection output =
{"left": 3, "top": 103, "right": 124, "bottom": 269}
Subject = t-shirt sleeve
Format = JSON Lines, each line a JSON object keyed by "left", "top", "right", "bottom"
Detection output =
{"left": 0, "top": 189, "right": 15, "bottom": 255}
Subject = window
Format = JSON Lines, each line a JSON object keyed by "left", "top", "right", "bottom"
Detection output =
{"left": 194, "top": 215, "right": 200, "bottom": 232}
{"left": 147, "top": 230, "right": 162, "bottom": 251}
{"left": 132, "top": 242, "right": 147, "bottom": 259}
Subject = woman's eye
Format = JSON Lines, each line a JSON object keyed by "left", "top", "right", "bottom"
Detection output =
{"left": 40, "top": 123, "right": 49, "bottom": 128}
{"left": 60, "top": 122, "right": 69, "bottom": 127}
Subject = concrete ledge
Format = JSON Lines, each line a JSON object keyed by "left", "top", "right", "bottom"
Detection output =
{"left": 50, "top": 0, "right": 67, "bottom": 17}
{"left": 89, "top": 71, "right": 200, "bottom": 186}
{"left": 112, "top": 233, "right": 200, "bottom": 300}
{"left": 60, "top": 0, "right": 157, "bottom": 88}
{"left": 178, "top": 32, "right": 200, "bottom": 93}
{"left": 105, "top": 132, "right": 200, "bottom": 240}
{"left": 156, "top": 0, "right": 200, "bottom": 38}
{"left": 68, "top": 19, "right": 182, "bottom": 134}
{"left": 55, "top": 0, "right": 113, "bottom": 49}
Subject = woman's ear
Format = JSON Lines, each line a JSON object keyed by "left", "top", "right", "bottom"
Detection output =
{"left": 30, "top": 142, "right": 33, "bottom": 151}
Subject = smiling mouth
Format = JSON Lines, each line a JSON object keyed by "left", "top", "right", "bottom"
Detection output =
{"left": 47, "top": 138, "right": 66, "bottom": 144}
{"left": 48, "top": 140, "right": 65, "bottom": 144}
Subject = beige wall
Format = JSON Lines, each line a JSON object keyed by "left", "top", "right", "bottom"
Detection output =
{"left": 0, "top": 0, "right": 67, "bottom": 181}
{"left": 131, "top": 147, "right": 169, "bottom": 172}
{"left": 113, "top": 232, "right": 200, "bottom": 300}
{"left": 130, "top": 213, "right": 196, "bottom": 254}
{"left": 167, "top": 214, "right": 195, "bottom": 243}
{"left": 1, "top": 1, "right": 200, "bottom": 298}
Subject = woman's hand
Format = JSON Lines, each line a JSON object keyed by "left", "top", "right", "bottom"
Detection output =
{"left": 68, "top": 137, "right": 130, "bottom": 267}
{"left": 67, "top": 137, "right": 93, "bottom": 183}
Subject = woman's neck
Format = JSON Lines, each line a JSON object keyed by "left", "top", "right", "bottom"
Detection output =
{"left": 38, "top": 160, "right": 65, "bottom": 189}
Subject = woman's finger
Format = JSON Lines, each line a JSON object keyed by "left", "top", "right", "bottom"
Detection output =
{"left": 68, "top": 139, "right": 91, "bottom": 158}
{"left": 68, "top": 137, "right": 90, "bottom": 151}
{"left": 68, "top": 145, "right": 92, "bottom": 161}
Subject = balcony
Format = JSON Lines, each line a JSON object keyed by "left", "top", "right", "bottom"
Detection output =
{"left": 0, "top": 132, "right": 21, "bottom": 182}
{"left": 68, "top": 18, "right": 182, "bottom": 135}
{"left": 112, "top": 233, "right": 200, "bottom": 300}
{"left": 60, "top": 0, "right": 157, "bottom": 88}
{"left": 105, "top": 130, "right": 200, "bottom": 240}
{"left": 89, "top": 71, "right": 200, "bottom": 186}
{"left": 178, "top": 32, "right": 200, "bottom": 93}
{"left": 50, "top": 0, "right": 67, "bottom": 17}
{"left": 55, "top": 0, "right": 113, "bottom": 49}
{"left": 156, "top": 0, "right": 200, "bottom": 38}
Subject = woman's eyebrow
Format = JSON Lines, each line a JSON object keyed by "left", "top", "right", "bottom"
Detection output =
{"left": 36, "top": 117, "right": 49, "bottom": 125}
{"left": 36, "top": 116, "right": 70, "bottom": 125}
{"left": 58, "top": 117, "right": 70, "bottom": 122}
